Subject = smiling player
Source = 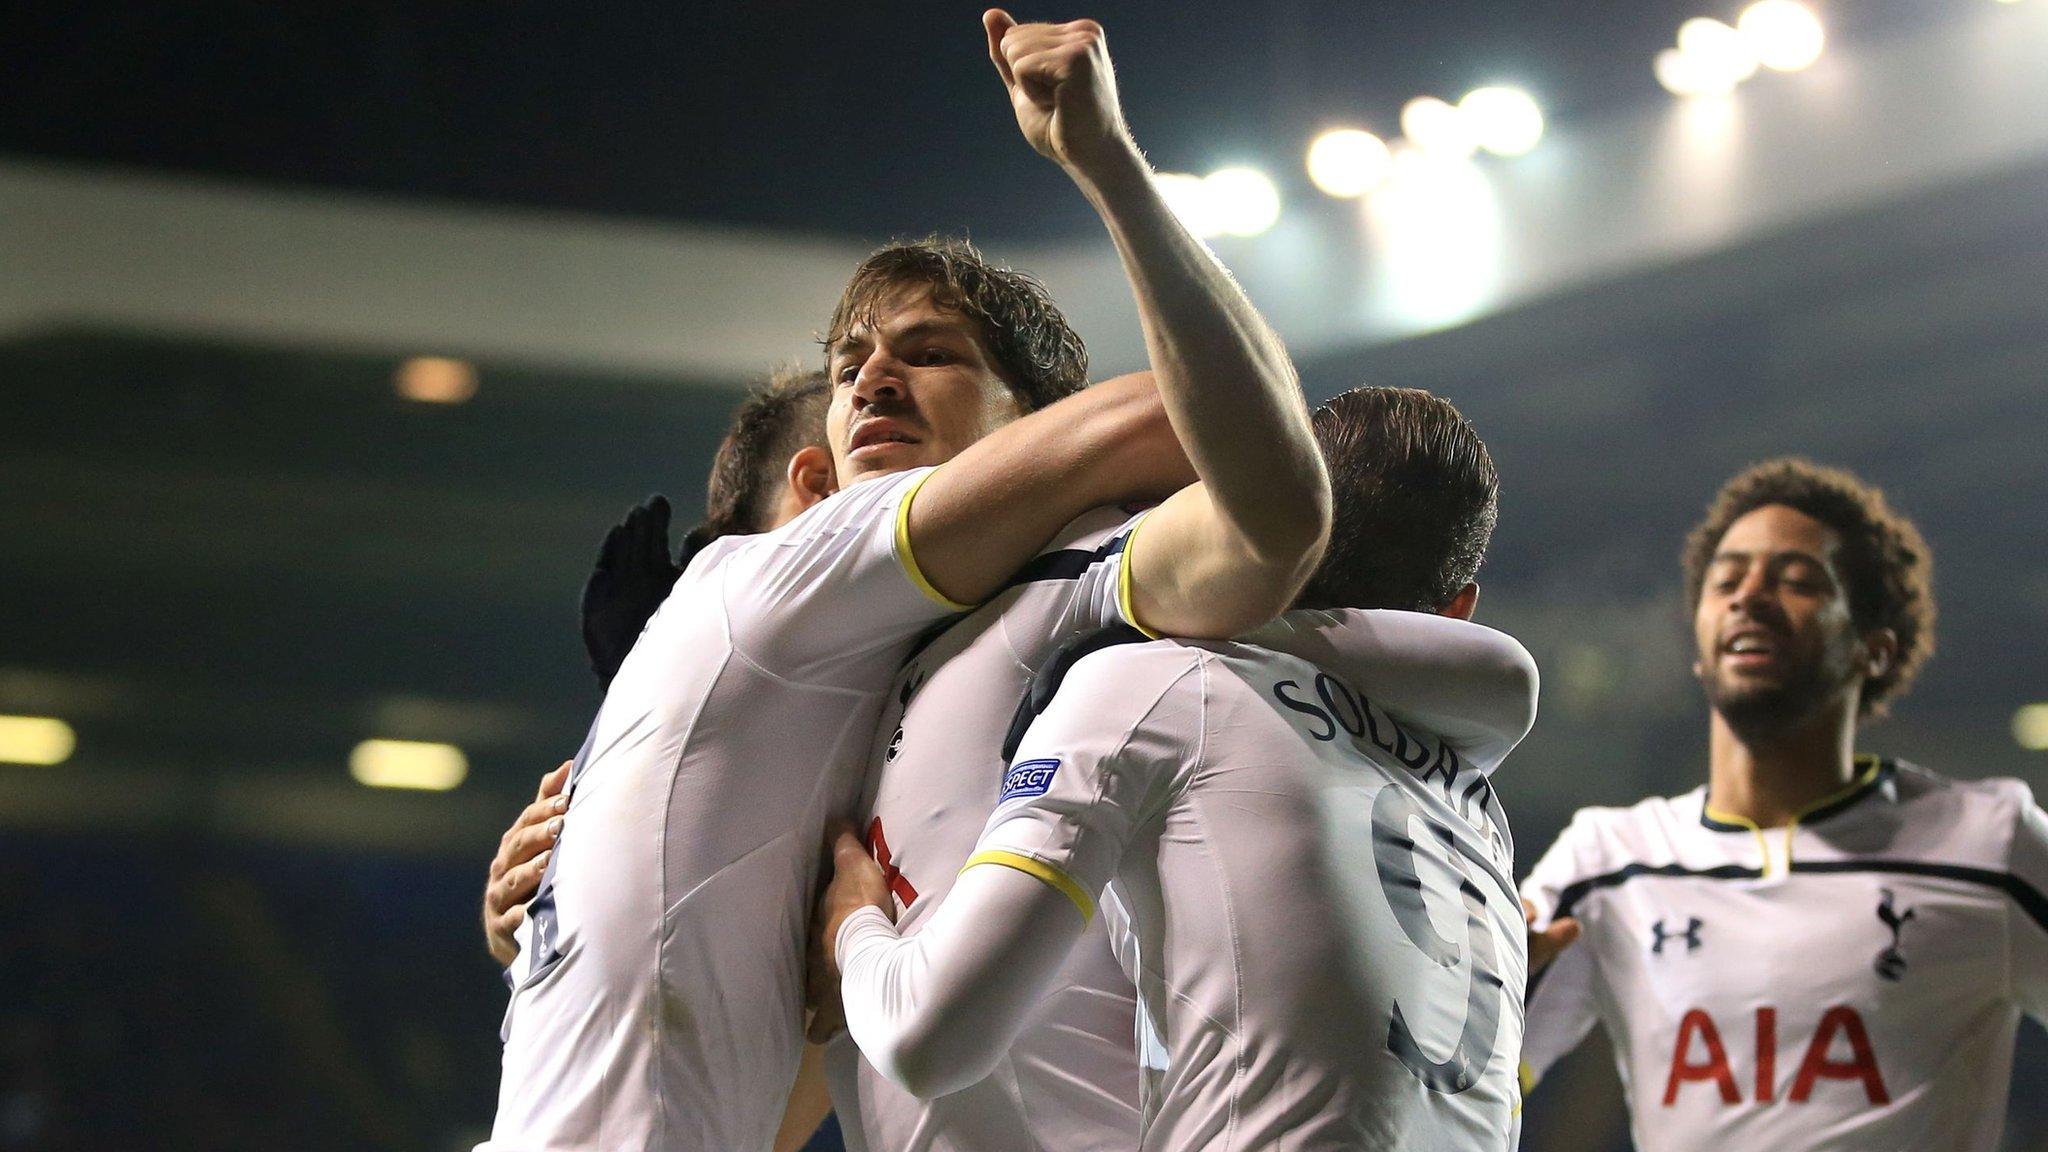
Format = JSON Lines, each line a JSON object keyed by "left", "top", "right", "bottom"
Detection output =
{"left": 1520, "top": 459, "right": 2048, "bottom": 1151}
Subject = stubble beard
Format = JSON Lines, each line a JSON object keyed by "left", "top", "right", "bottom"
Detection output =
{"left": 1704, "top": 648, "right": 1857, "bottom": 743}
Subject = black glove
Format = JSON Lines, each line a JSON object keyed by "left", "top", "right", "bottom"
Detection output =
{"left": 581, "top": 495, "right": 683, "bottom": 691}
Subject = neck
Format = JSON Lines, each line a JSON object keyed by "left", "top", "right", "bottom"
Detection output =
{"left": 1705, "top": 694, "right": 1860, "bottom": 828}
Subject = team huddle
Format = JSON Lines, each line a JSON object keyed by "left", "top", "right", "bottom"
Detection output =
{"left": 472, "top": 12, "right": 2048, "bottom": 1152}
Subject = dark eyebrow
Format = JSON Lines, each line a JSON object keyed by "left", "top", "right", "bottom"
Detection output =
{"left": 828, "top": 332, "right": 871, "bottom": 362}
{"left": 890, "top": 318, "right": 972, "bottom": 345}
{"left": 1710, "top": 548, "right": 1831, "bottom": 568}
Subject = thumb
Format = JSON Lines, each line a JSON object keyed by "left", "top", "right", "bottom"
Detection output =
{"left": 830, "top": 825, "right": 871, "bottom": 872}
{"left": 984, "top": 9, "right": 1018, "bottom": 88}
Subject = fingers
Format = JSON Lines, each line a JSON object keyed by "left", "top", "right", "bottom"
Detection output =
{"left": 592, "top": 522, "right": 627, "bottom": 575}
{"left": 491, "top": 789, "right": 568, "bottom": 883}
{"left": 1549, "top": 917, "right": 1582, "bottom": 949}
{"left": 491, "top": 849, "right": 553, "bottom": 915}
{"left": 486, "top": 904, "right": 524, "bottom": 968}
{"left": 536, "top": 759, "right": 572, "bottom": 803}
{"left": 984, "top": 9, "right": 1017, "bottom": 87}
{"left": 1527, "top": 914, "right": 1582, "bottom": 975}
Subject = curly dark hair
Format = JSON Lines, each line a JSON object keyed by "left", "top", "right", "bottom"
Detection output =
{"left": 823, "top": 236, "right": 1089, "bottom": 412}
{"left": 1681, "top": 458, "right": 1936, "bottom": 717}
{"left": 700, "top": 367, "right": 831, "bottom": 540}
{"left": 1294, "top": 387, "right": 1498, "bottom": 614}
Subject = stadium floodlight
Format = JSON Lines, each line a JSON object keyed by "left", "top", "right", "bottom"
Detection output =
{"left": 1306, "top": 129, "right": 1393, "bottom": 198}
{"left": 1155, "top": 171, "right": 1226, "bottom": 238}
{"left": 1737, "top": 0, "right": 1826, "bottom": 71}
{"left": 1457, "top": 87, "right": 1545, "bottom": 157}
{"left": 1678, "top": 17, "right": 1761, "bottom": 87}
{"left": 350, "top": 738, "right": 468, "bottom": 791}
{"left": 1400, "top": 96, "right": 1478, "bottom": 160}
{"left": 1656, "top": 46, "right": 1740, "bottom": 98}
{"left": 0, "top": 715, "right": 75, "bottom": 766}
{"left": 395, "top": 356, "right": 479, "bottom": 404}
{"left": 1202, "top": 167, "right": 1282, "bottom": 237}
{"left": 2016, "top": 704, "right": 2048, "bottom": 752}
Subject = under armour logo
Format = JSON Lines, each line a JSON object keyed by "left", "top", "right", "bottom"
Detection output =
{"left": 1874, "top": 888, "right": 1916, "bottom": 981}
{"left": 1652, "top": 917, "right": 1704, "bottom": 955}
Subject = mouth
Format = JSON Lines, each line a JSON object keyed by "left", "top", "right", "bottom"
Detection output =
{"left": 847, "top": 418, "right": 923, "bottom": 459}
{"left": 1719, "top": 628, "right": 1784, "bottom": 670}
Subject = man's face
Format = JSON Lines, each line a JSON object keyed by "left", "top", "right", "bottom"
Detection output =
{"left": 825, "top": 285, "right": 1027, "bottom": 486}
{"left": 1692, "top": 504, "right": 1867, "bottom": 734}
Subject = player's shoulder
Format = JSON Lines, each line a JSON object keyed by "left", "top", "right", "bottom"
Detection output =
{"left": 1886, "top": 757, "right": 2037, "bottom": 834}
{"left": 1553, "top": 789, "right": 1710, "bottom": 862}
{"left": 1001, "top": 624, "right": 1206, "bottom": 762}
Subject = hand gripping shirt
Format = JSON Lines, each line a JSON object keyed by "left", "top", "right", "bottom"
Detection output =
{"left": 484, "top": 467, "right": 965, "bottom": 1152}
{"left": 828, "top": 504, "right": 1149, "bottom": 1152}
{"left": 1520, "top": 759, "right": 2048, "bottom": 1152}
{"left": 838, "top": 609, "right": 1540, "bottom": 1152}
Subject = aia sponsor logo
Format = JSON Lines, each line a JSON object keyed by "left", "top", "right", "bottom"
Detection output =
{"left": 1664, "top": 1006, "right": 1889, "bottom": 1106}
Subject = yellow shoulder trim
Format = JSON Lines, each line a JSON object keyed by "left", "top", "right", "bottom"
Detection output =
{"left": 1790, "top": 756, "right": 1885, "bottom": 824}
{"left": 894, "top": 468, "right": 976, "bottom": 612}
{"left": 1116, "top": 512, "right": 1163, "bottom": 640}
{"left": 963, "top": 850, "right": 1095, "bottom": 921}
{"left": 1518, "top": 1060, "right": 1537, "bottom": 1098}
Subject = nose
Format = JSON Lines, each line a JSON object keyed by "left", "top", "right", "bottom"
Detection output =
{"left": 850, "top": 352, "right": 907, "bottom": 409}
{"left": 1730, "top": 566, "right": 1777, "bottom": 616}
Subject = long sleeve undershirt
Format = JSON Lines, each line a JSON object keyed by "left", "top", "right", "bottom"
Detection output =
{"left": 836, "top": 862, "right": 1093, "bottom": 1099}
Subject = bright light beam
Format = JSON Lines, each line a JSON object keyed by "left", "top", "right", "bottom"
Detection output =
{"left": 1307, "top": 129, "right": 1393, "bottom": 198}
{"left": 350, "top": 739, "right": 468, "bottom": 791}
{"left": 1458, "top": 87, "right": 1546, "bottom": 156}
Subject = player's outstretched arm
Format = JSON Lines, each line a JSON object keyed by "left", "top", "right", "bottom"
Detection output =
{"left": 984, "top": 10, "right": 1331, "bottom": 639}
{"left": 482, "top": 761, "right": 571, "bottom": 967}
{"left": 905, "top": 369, "right": 1194, "bottom": 606}
{"left": 814, "top": 825, "right": 1090, "bottom": 1099}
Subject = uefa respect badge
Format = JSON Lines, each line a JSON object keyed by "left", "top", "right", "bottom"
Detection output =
{"left": 999, "top": 758, "right": 1061, "bottom": 802}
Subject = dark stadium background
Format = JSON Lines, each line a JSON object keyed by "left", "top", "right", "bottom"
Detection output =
{"left": 3, "top": 2, "right": 2045, "bottom": 1148}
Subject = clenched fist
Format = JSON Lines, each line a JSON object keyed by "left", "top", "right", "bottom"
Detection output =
{"left": 983, "top": 10, "right": 1140, "bottom": 184}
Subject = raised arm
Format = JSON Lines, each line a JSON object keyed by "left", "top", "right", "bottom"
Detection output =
{"left": 983, "top": 10, "right": 1331, "bottom": 638}
{"left": 904, "top": 369, "right": 1193, "bottom": 606}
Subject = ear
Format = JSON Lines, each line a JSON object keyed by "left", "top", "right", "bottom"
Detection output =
{"left": 1859, "top": 626, "right": 1899, "bottom": 682}
{"left": 1441, "top": 583, "right": 1480, "bottom": 621}
{"left": 786, "top": 445, "right": 836, "bottom": 511}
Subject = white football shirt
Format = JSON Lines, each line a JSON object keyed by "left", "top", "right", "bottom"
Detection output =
{"left": 973, "top": 610, "right": 1538, "bottom": 1151}
{"left": 484, "top": 467, "right": 965, "bottom": 1152}
{"left": 828, "top": 504, "right": 1148, "bottom": 1152}
{"left": 1521, "top": 758, "right": 2048, "bottom": 1152}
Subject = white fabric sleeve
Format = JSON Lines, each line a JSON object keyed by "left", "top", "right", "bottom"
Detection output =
{"left": 1321, "top": 610, "right": 1539, "bottom": 771}
{"left": 1517, "top": 812, "right": 1605, "bottom": 1090}
{"left": 973, "top": 644, "right": 1200, "bottom": 911}
{"left": 1060, "top": 509, "right": 1154, "bottom": 637}
{"left": 2001, "top": 781, "right": 2048, "bottom": 1023}
{"left": 834, "top": 643, "right": 1197, "bottom": 1099}
{"left": 719, "top": 466, "right": 965, "bottom": 682}
{"left": 836, "top": 864, "right": 1094, "bottom": 1099}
